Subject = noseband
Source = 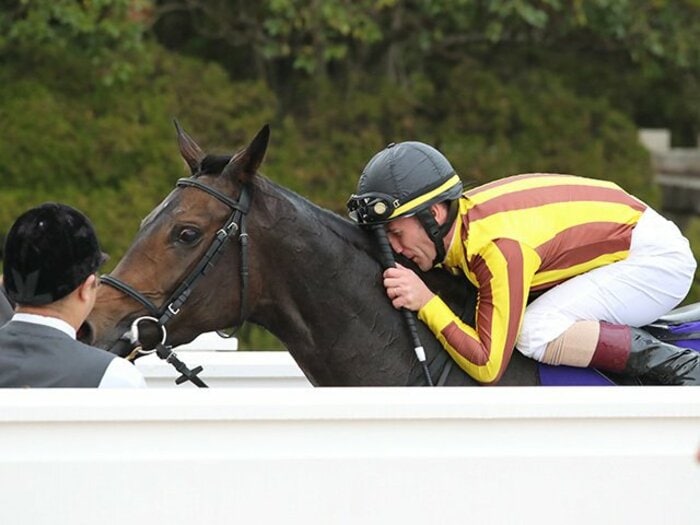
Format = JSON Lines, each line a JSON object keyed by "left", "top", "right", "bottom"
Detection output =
{"left": 101, "top": 176, "right": 251, "bottom": 353}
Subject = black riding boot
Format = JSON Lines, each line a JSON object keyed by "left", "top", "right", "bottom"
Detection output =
{"left": 625, "top": 328, "right": 700, "bottom": 385}
{"left": 591, "top": 322, "right": 700, "bottom": 385}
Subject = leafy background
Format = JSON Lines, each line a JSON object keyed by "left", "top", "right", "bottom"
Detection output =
{"left": 2, "top": 0, "right": 700, "bottom": 348}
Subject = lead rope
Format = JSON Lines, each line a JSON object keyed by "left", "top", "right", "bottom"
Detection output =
{"left": 374, "top": 226, "right": 434, "bottom": 386}
{"left": 154, "top": 342, "right": 208, "bottom": 387}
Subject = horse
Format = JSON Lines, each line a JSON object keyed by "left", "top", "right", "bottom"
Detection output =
{"left": 84, "top": 124, "right": 542, "bottom": 386}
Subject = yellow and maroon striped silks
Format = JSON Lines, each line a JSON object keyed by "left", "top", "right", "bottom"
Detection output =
{"left": 419, "top": 173, "right": 646, "bottom": 383}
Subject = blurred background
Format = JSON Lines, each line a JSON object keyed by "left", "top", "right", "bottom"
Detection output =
{"left": 2, "top": 0, "right": 700, "bottom": 349}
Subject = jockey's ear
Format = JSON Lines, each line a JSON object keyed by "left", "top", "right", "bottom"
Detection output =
{"left": 222, "top": 124, "right": 270, "bottom": 184}
{"left": 431, "top": 201, "right": 450, "bottom": 224}
{"left": 174, "top": 119, "right": 205, "bottom": 174}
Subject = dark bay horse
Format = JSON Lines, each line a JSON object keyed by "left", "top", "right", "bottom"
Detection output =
{"left": 86, "top": 124, "right": 540, "bottom": 386}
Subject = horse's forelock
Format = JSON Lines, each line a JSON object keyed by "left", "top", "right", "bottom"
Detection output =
{"left": 198, "top": 154, "right": 233, "bottom": 177}
{"left": 139, "top": 153, "right": 249, "bottom": 231}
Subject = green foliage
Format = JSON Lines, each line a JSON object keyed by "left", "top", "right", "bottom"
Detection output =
{"left": 260, "top": 65, "right": 655, "bottom": 211}
{"left": 153, "top": 0, "right": 700, "bottom": 142}
{"left": 262, "top": 0, "right": 384, "bottom": 73}
{"left": 0, "top": 43, "right": 275, "bottom": 263}
{"left": 264, "top": 74, "right": 423, "bottom": 211}
{"left": 0, "top": 0, "right": 150, "bottom": 83}
{"left": 428, "top": 63, "right": 656, "bottom": 202}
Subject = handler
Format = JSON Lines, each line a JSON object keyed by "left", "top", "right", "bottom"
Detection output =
{"left": 347, "top": 141, "right": 700, "bottom": 385}
{"left": 0, "top": 203, "right": 146, "bottom": 387}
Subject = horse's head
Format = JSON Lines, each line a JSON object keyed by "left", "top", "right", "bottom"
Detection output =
{"left": 84, "top": 123, "right": 270, "bottom": 355}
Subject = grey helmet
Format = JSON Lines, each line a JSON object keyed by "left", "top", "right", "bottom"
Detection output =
{"left": 347, "top": 141, "right": 463, "bottom": 264}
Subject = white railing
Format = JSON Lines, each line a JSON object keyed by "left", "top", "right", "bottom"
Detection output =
{"left": 0, "top": 387, "right": 698, "bottom": 524}
{"left": 136, "top": 332, "right": 311, "bottom": 388}
{"left": 136, "top": 345, "right": 311, "bottom": 388}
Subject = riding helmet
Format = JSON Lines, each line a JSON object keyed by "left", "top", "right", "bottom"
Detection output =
{"left": 347, "top": 141, "right": 463, "bottom": 226}
{"left": 3, "top": 203, "right": 107, "bottom": 305}
{"left": 347, "top": 141, "right": 464, "bottom": 265}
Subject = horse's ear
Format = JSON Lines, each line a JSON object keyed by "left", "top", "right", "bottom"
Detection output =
{"left": 222, "top": 124, "right": 270, "bottom": 183}
{"left": 174, "top": 119, "right": 205, "bottom": 173}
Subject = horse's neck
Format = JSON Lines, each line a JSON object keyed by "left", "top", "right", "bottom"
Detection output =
{"left": 243, "top": 184, "right": 538, "bottom": 387}
{"left": 249, "top": 188, "right": 416, "bottom": 385}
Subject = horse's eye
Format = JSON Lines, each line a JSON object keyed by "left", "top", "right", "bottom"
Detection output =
{"left": 177, "top": 227, "right": 201, "bottom": 245}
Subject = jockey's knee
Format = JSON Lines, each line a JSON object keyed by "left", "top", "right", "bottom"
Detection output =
{"left": 517, "top": 308, "right": 585, "bottom": 363}
{"left": 519, "top": 320, "right": 600, "bottom": 366}
{"left": 516, "top": 316, "right": 549, "bottom": 362}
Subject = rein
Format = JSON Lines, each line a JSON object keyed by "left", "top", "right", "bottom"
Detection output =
{"left": 100, "top": 176, "right": 252, "bottom": 385}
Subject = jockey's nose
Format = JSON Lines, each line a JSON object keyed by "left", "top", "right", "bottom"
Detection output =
{"left": 388, "top": 235, "right": 402, "bottom": 255}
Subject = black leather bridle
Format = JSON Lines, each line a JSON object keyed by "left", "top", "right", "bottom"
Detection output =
{"left": 101, "top": 176, "right": 251, "bottom": 357}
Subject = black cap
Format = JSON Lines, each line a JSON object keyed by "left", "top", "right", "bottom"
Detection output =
{"left": 3, "top": 203, "right": 107, "bottom": 305}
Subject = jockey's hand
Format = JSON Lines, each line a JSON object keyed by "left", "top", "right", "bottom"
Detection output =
{"left": 383, "top": 263, "right": 435, "bottom": 312}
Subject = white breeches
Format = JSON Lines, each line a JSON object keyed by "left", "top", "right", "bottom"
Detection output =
{"left": 517, "top": 207, "right": 697, "bottom": 361}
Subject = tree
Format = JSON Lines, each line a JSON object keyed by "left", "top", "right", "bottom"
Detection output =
{"left": 151, "top": 0, "right": 700, "bottom": 141}
{"left": 0, "top": 0, "right": 151, "bottom": 83}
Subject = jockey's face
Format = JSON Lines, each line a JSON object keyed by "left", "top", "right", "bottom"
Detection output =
{"left": 386, "top": 215, "right": 436, "bottom": 271}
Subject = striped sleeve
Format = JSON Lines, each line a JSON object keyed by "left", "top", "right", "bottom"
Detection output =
{"left": 418, "top": 239, "right": 541, "bottom": 384}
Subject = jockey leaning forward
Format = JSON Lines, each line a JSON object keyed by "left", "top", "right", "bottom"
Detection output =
{"left": 347, "top": 141, "right": 700, "bottom": 385}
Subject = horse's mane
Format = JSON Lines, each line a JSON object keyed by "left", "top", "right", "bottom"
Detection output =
{"left": 264, "top": 180, "right": 374, "bottom": 253}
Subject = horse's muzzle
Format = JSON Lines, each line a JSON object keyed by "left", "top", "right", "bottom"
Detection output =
{"left": 77, "top": 320, "right": 95, "bottom": 345}
{"left": 78, "top": 319, "right": 135, "bottom": 359}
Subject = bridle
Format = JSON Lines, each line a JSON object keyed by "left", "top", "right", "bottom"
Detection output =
{"left": 101, "top": 176, "right": 252, "bottom": 359}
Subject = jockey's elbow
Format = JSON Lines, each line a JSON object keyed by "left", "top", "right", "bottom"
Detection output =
{"left": 474, "top": 363, "right": 506, "bottom": 386}
{"left": 478, "top": 374, "right": 504, "bottom": 386}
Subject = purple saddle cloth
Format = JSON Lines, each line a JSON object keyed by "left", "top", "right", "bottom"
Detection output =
{"left": 663, "top": 322, "right": 700, "bottom": 351}
{"left": 538, "top": 364, "right": 614, "bottom": 386}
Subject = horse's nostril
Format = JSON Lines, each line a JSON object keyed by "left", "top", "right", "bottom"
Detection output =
{"left": 77, "top": 321, "right": 95, "bottom": 345}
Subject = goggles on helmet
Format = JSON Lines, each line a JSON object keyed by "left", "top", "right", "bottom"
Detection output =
{"left": 347, "top": 192, "right": 398, "bottom": 225}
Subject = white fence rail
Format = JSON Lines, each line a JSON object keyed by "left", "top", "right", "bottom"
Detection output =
{"left": 136, "top": 349, "right": 311, "bottom": 388}
{"left": 0, "top": 387, "right": 698, "bottom": 524}
{"left": 136, "top": 333, "right": 311, "bottom": 388}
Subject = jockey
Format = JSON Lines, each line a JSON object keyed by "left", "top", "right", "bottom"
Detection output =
{"left": 347, "top": 141, "right": 700, "bottom": 385}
